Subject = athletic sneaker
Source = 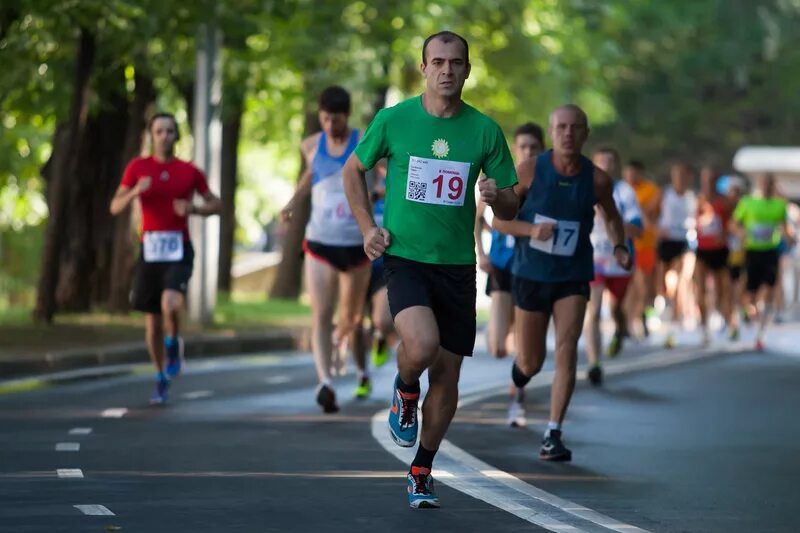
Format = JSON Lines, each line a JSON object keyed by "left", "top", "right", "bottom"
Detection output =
{"left": 587, "top": 364, "right": 603, "bottom": 386}
{"left": 316, "top": 383, "right": 339, "bottom": 413}
{"left": 728, "top": 326, "right": 740, "bottom": 341}
{"left": 663, "top": 333, "right": 676, "bottom": 349}
{"left": 150, "top": 377, "right": 170, "bottom": 405}
{"left": 539, "top": 430, "right": 572, "bottom": 462}
{"left": 507, "top": 399, "right": 526, "bottom": 428}
{"left": 165, "top": 337, "right": 184, "bottom": 378}
{"left": 606, "top": 333, "right": 622, "bottom": 358}
{"left": 407, "top": 466, "right": 440, "bottom": 509}
{"left": 371, "top": 338, "right": 390, "bottom": 368}
{"left": 754, "top": 338, "right": 765, "bottom": 352}
{"left": 353, "top": 376, "right": 372, "bottom": 399}
{"left": 388, "top": 374, "right": 419, "bottom": 447}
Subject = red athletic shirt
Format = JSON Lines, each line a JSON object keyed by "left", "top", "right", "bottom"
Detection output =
{"left": 696, "top": 195, "right": 731, "bottom": 250}
{"left": 120, "top": 156, "right": 210, "bottom": 241}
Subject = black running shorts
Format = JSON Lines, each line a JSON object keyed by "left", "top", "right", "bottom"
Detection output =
{"left": 696, "top": 248, "right": 730, "bottom": 271}
{"left": 485, "top": 266, "right": 513, "bottom": 296}
{"left": 131, "top": 242, "right": 194, "bottom": 314}
{"left": 745, "top": 249, "right": 779, "bottom": 293}
{"left": 657, "top": 239, "right": 688, "bottom": 264}
{"left": 303, "top": 240, "right": 369, "bottom": 272}
{"left": 512, "top": 277, "right": 590, "bottom": 314}
{"left": 383, "top": 254, "right": 476, "bottom": 357}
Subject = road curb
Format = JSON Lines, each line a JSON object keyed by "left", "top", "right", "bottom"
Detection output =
{"left": 0, "top": 328, "right": 310, "bottom": 381}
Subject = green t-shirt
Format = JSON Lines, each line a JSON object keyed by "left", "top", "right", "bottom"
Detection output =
{"left": 733, "top": 195, "right": 787, "bottom": 251}
{"left": 355, "top": 96, "right": 517, "bottom": 264}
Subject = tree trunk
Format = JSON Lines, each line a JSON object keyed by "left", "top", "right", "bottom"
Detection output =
{"left": 108, "top": 69, "right": 156, "bottom": 311}
{"left": 217, "top": 92, "right": 244, "bottom": 293}
{"left": 33, "top": 28, "right": 95, "bottom": 323}
{"left": 268, "top": 110, "right": 320, "bottom": 299}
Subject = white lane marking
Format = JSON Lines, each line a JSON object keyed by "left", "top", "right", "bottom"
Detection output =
{"left": 372, "top": 346, "right": 735, "bottom": 532}
{"left": 69, "top": 427, "right": 93, "bottom": 435}
{"left": 181, "top": 390, "right": 214, "bottom": 400}
{"left": 74, "top": 504, "right": 115, "bottom": 516}
{"left": 55, "top": 442, "right": 80, "bottom": 452}
{"left": 57, "top": 469, "right": 84, "bottom": 478}
{"left": 264, "top": 375, "right": 292, "bottom": 385}
{"left": 101, "top": 408, "right": 128, "bottom": 418}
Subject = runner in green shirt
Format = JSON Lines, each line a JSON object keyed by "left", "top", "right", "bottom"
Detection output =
{"left": 732, "top": 173, "right": 794, "bottom": 350}
{"left": 343, "top": 30, "right": 518, "bottom": 509}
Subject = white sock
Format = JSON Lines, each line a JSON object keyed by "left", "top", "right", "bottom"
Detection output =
{"left": 321, "top": 377, "right": 332, "bottom": 387}
{"left": 545, "top": 421, "right": 561, "bottom": 437}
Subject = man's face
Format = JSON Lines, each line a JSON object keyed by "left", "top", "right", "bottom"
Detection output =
{"left": 319, "top": 111, "right": 349, "bottom": 138}
{"left": 758, "top": 174, "right": 775, "bottom": 196}
{"left": 549, "top": 109, "right": 588, "bottom": 157}
{"left": 671, "top": 164, "right": 690, "bottom": 192}
{"left": 420, "top": 38, "right": 470, "bottom": 99}
{"left": 514, "top": 133, "right": 543, "bottom": 162}
{"left": 623, "top": 165, "right": 641, "bottom": 185}
{"left": 151, "top": 117, "right": 178, "bottom": 154}
{"left": 592, "top": 152, "right": 618, "bottom": 177}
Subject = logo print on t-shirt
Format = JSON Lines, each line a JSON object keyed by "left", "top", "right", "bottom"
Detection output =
{"left": 431, "top": 138, "right": 450, "bottom": 159}
{"left": 160, "top": 170, "right": 170, "bottom": 181}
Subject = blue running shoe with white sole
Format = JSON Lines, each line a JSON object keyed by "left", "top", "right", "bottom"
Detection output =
{"left": 407, "top": 466, "right": 440, "bottom": 509}
{"left": 165, "top": 337, "right": 184, "bottom": 378}
{"left": 150, "top": 377, "right": 170, "bottom": 405}
{"left": 388, "top": 374, "right": 419, "bottom": 447}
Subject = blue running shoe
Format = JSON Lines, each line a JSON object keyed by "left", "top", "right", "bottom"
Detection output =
{"left": 165, "top": 337, "right": 184, "bottom": 378}
{"left": 388, "top": 374, "right": 419, "bottom": 447}
{"left": 407, "top": 466, "right": 440, "bottom": 509}
{"left": 150, "top": 377, "right": 170, "bottom": 405}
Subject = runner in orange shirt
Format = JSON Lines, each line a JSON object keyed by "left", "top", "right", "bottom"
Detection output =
{"left": 623, "top": 160, "right": 661, "bottom": 338}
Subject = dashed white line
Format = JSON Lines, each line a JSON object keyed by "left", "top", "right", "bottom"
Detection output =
{"left": 74, "top": 504, "right": 114, "bottom": 516}
{"left": 181, "top": 390, "right": 214, "bottom": 400}
{"left": 55, "top": 442, "right": 80, "bottom": 452}
{"left": 264, "top": 375, "right": 292, "bottom": 385}
{"left": 69, "top": 427, "right": 93, "bottom": 435}
{"left": 57, "top": 469, "right": 84, "bottom": 478}
{"left": 101, "top": 408, "right": 128, "bottom": 418}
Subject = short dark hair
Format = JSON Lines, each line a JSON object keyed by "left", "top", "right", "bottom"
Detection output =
{"left": 148, "top": 112, "right": 180, "bottom": 140}
{"left": 514, "top": 122, "right": 544, "bottom": 147}
{"left": 318, "top": 86, "right": 351, "bottom": 114}
{"left": 626, "top": 160, "right": 645, "bottom": 171}
{"left": 422, "top": 31, "right": 469, "bottom": 65}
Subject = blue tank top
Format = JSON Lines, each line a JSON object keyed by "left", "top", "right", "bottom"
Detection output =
{"left": 305, "top": 129, "right": 362, "bottom": 246}
{"left": 488, "top": 229, "right": 515, "bottom": 270}
{"left": 511, "top": 151, "right": 596, "bottom": 282}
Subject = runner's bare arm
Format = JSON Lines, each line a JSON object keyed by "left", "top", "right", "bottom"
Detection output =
{"left": 109, "top": 178, "right": 149, "bottom": 216}
{"left": 488, "top": 186, "right": 519, "bottom": 221}
{"left": 344, "top": 153, "right": 390, "bottom": 260}
{"left": 492, "top": 158, "right": 551, "bottom": 240}
{"left": 191, "top": 191, "right": 222, "bottom": 216}
{"left": 475, "top": 199, "right": 492, "bottom": 273}
{"left": 595, "top": 168, "right": 631, "bottom": 269}
{"left": 280, "top": 135, "right": 319, "bottom": 220}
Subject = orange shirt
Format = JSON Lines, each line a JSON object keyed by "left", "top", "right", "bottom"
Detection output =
{"left": 631, "top": 179, "right": 660, "bottom": 251}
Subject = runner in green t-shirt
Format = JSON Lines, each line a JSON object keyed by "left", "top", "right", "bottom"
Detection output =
{"left": 732, "top": 173, "right": 794, "bottom": 351}
{"left": 343, "top": 31, "right": 518, "bottom": 509}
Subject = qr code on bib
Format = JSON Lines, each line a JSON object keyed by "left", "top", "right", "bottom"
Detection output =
{"left": 407, "top": 181, "right": 427, "bottom": 201}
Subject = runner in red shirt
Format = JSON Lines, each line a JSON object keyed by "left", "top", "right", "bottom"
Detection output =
{"left": 694, "top": 166, "right": 732, "bottom": 346}
{"left": 109, "top": 113, "right": 221, "bottom": 404}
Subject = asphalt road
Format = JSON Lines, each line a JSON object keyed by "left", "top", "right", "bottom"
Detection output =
{"left": 1, "top": 330, "right": 798, "bottom": 532}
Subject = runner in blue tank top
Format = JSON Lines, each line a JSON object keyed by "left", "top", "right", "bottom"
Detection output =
{"left": 493, "top": 105, "right": 632, "bottom": 462}
{"left": 280, "top": 86, "right": 372, "bottom": 413}
{"left": 475, "top": 123, "right": 544, "bottom": 370}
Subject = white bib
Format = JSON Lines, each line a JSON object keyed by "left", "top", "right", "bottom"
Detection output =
{"left": 529, "top": 214, "right": 580, "bottom": 257}
{"left": 750, "top": 223, "right": 775, "bottom": 243}
{"left": 406, "top": 156, "right": 471, "bottom": 207}
{"left": 143, "top": 231, "right": 183, "bottom": 263}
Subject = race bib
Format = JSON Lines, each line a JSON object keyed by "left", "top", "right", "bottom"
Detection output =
{"left": 505, "top": 234, "right": 515, "bottom": 249}
{"left": 750, "top": 223, "right": 775, "bottom": 243}
{"left": 529, "top": 214, "right": 581, "bottom": 256}
{"left": 406, "top": 156, "right": 471, "bottom": 207}
{"left": 143, "top": 231, "right": 183, "bottom": 263}
{"left": 699, "top": 215, "right": 722, "bottom": 237}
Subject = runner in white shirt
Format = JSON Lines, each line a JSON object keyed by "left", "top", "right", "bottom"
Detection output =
{"left": 584, "top": 148, "right": 643, "bottom": 385}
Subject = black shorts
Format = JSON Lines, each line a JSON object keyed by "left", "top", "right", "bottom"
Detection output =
{"left": 383, "top": 254, "right": 476, "bottom": 356}
{"left": 745, "top": 249, "right": 779, "bottom": 293}
{"left": 131, "top": 242, "right": 194, "bottom": 314}
{"left": 303, "top": 240, "right": 369, "bottom": 272}
{"left": 729, "top": 265, "right": 742, "bottom": 281}
{"left": 512, "top": 277, "right": 590, "bottom": 314}
{"left": 485, "top": 266, "right": 513, "bottom": 296}
{"left": 657, "top": 239, "right": 688, "bottom": 264}
{"left": 696, "top": 248, "right": 730, "bottom": 271}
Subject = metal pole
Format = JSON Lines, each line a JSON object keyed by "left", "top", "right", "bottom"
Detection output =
{"left": 189, "top": 24, "right": 222, "bottom": 324}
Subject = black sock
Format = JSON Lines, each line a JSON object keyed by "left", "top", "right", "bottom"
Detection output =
{"left": 411, "top": 444, "right": 437, "bottom": 470}
{"left": 397, "top": 376, "right": 420, "bottom": 394}
{"left": 512, "top": 362, "right": 533, "bottom": 389}
{"left": 376, "top": 337, "right": 387, "bottom": 353}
